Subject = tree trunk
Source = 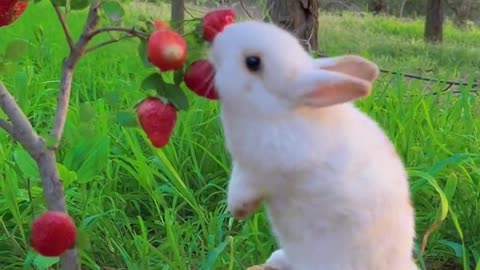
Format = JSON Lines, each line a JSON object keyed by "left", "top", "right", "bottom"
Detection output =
{"left": 370, "top": 0, "right": 385, "bottom": 15}
{"left": 399, "top": 0, "right": 409, "bottom": 17}
{"left": 171, "top": 0, "right": 184, "bottom": 34}
{"left": 266, "top": 0, "right": 319, "bottom": 53}
{"left": 424, "top": 0, "right": 444, "bottom": 43}
{"left": 171, "top": 0, "right": 185, "bottom": 84}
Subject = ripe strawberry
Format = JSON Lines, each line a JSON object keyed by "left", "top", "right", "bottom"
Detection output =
{"left": 202, "top": 9, "right": 235, "bottom": 42}
{"left": 30, "top": 211, "right": 77, "bottom": 257}
{"left": 0, "top": 0, "right": 28, "bottom": 27}
{"left": 147, "top": 29, "right": 187, "bottom": 71}
{"left": 183, "top": 59, "right": 219, "bottom": 100}
{"left": 137, "top": 97, "right": 177, "bottom": 148}
{"left": 153, "top": 19, "right": 169, "bottom": 30}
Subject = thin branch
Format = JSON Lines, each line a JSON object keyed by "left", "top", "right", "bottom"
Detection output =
{"left": 0, "top": 118, "right": 14, "bottom": 136}
{"left": 183, "top": 5, "right": 195, "bottom": 18}
{"left": 0, "top": 82, "right": 44, "bottom": 158}
{"left": 85, "top": 35, "right": 136, "bottom": 54}
{"left": 240, "top": 0, "right": 255, "bottom": 19}
{"left": 53, "top": 5, "right": 75, "bottom": 51}
{"left": 89, "top": 26, "right": 148, "bottom": 40}
{"left": 50, "top": 0, "right": 101, "bottom": 150}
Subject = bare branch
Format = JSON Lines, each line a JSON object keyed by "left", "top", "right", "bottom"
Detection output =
{"left": 240, "top": 0, "right": 255, "bottom": 19}
{"left": 53, "top": 5, "right": 75, "bottom": 51}
{"left": 85, "top": 35, "right": 136, "bottom": 54}
{"left": 0, "top": 119, "right": 14, "bottom": 136}
{"left": 183, "top": 5, "right": 195, "bottom": 18}
{"left": 50, "top": 0, "right": 101, "bottom": 150}
{"left": 0, "top": 82, "right": 44, "bottom": 158}
{"left": 89, "top": 26, "right": 148, "bottom": 40}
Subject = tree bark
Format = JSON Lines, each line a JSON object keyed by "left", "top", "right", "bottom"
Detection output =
{"left": 266, "top": 0, "right": 319, "bottom": 53}
{"left": 370, "top": 0, "right": 386, "bottom": 15}
{"left": 399, "top": 0, "right": 409, "bottom": 17}
{"left": 424, "top": 0, "right": 444, "bottom": 43}
{"left": 171, "top": 0, "right": 185, "bottom": 34}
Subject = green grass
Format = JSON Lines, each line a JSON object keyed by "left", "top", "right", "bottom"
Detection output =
{"left": 1, "top": 1, "right": 480, "bottom": 269}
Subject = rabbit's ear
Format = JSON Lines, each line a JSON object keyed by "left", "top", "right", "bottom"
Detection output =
{"left": 293, "top": 69, "right": 372, "bottom": 108}
{"left": 313, "top": 55, "right": 379, "bottom": 83}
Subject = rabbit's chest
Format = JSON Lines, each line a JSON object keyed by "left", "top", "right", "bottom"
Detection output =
{"left": 221, "top": 115, "right": 320, "bottom": 172}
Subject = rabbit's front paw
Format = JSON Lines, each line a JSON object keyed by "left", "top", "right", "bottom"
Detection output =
{"left": 265, "top": 249, "right": 291, "bottom": 270}
{"left": 227, "top": 163, "right": 263, "bottom": 219}
{"left": 228, "top": 196, "right": 261, "bottom": 219}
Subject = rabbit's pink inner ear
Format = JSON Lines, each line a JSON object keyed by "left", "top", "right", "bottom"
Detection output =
{"left": 314, "top": 55, "right": 380, "bottom": 83}
{"left": 298, "top": 71, "right": 372, "bottom": 108}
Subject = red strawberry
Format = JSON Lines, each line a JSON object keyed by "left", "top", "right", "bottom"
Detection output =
{"left": 147, "top": 29, "right": 187, "bottom": 71}
{"left": 202, "top": 9, "right": 235, "bottom": 42}
{"left": 0, "top": 0, "right": 28, "bottom": 27}
{"left": 137, "top": 97, "right": 177, "bottom": 148}
{"left": 183, "top": 59, "right": 219, "bottom": 100}
{"left": 30, "top": 211, "right": 77, "bottom": 257}
{"left": 153, "top": 19, "right": 169, "bottom": 30}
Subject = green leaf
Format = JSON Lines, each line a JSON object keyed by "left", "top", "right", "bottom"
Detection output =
{"left": 33, "top": 253, "right": 59, "bottom": 270}
{"left": 104, "top": 90, "right": 121, "bottom": 106}
{"left": 102, "top": 1, "right": 125, "bottom": 21}
{"left": 70, "top": 0, "right": 90, "bottom": 10}
{"left": 13, "top": 149, "right": 39, "bottom": 179}
{"left": 116, "top": 111, "right": 138, "bottom": 128}
{"left": 24, "top": 250, "right": 59, "bottom": 269}
{"left": 63, "top": 136, "right": 110, "bottom": 184}
{"left": 4, "top": 39, "right": 29, "bottom": 62}
{"left": 137, "top": 39, "right": 152, "bottom": 68}
{"left": 50, "top": 0, "right": 66, "bottom": 6}
{"left": 163, "top": 83, "right": 189, "bottom": 111}
{"left": 79, "top": 102, "right": 96, "bottom": 123}
{"left": 173, "top": 69, "right": 184, "bottom": 86}
{"left": 57, "top": 163, "right": 77, "bottom": 189}
{"left": 140, "top": 73, "right": 164, "bottom": 91}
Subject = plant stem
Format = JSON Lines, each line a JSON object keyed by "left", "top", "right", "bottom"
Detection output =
{"left": 89, "top": 26, "right": 148, "bottom": 40}
{"left": 85, "top": 35, "right": 136, "bottom": 54}
{"left": 53, "top": 5, "right": 75, "bottom": 51}
{"left": 0, "top": 118, "right": 14, "bottom": 136}
{"left": 50, "top": 0, "right": 101, "bottom": 150}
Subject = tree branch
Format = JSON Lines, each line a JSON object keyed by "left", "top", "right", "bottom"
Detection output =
{"left": 53, "top": 5, "right": 75, "bottom": 51}
{"left": 85, "top": 35, "right": 136, "bottom": 54}
{"left": 0, "top": 118, "right": 14, "bottom": 136}
{"left": 88, "top": 26, "right": 148, "bottom": 40}
{"left": 49, "top": 0, "right": 101, "bottom": 150}
{"left": 0, "top": 82, "right": 44, "bottom": 158}
{"left": 240, "top": 0, "right": 255, "bottom": 19}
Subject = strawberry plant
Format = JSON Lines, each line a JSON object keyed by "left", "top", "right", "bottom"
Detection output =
{"left": 0, "top": 1, "right": 235, "bottom": 269}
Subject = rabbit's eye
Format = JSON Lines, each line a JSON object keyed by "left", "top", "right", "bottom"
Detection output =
{"left": 245, "top": 56, "right": 261, "bottom": 72}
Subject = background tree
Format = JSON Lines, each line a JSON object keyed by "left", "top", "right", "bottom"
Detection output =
{"left": 446, "top": 0, "right": 480, "bottom": 27}
{"left": 266, "top": 0, "right": 319, "bottom": 53}
{"left": 171, "top": 0, "right": 185, "bottom": 33}
{"left": 424, "top": 0, "right": 445, "bottom": 43}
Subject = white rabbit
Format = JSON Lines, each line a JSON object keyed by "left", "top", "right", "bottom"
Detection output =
{"left": 209, "top": 20, "right": 418, "bottom": 270}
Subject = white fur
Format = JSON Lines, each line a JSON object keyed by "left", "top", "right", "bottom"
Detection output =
{"left": 210, "top": 21, "right": 418, "bottom": 270}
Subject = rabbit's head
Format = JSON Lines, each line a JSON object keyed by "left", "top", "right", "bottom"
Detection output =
{"left": 209, "top": 21, "right": 379, "bottom": 118}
